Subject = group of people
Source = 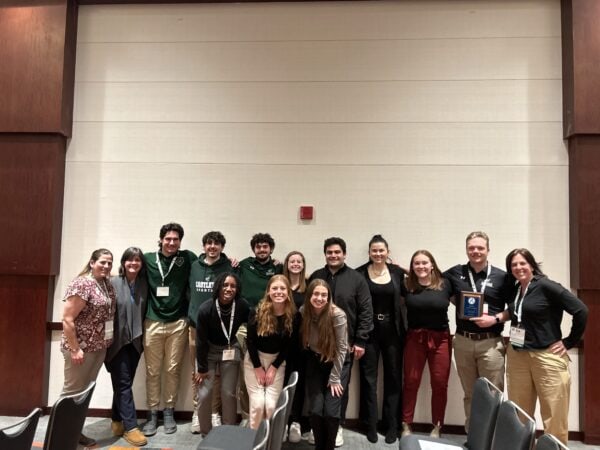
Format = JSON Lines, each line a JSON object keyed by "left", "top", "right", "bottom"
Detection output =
{"left": 59, "top": 224, "right": 588, "bottom": 448}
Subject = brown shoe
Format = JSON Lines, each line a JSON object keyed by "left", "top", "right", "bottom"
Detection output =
{"left": 78, "top": 433, "right": 97, "bottom": 447}
{"left": 123, "top": 427, "right": 148, "bottom": 447}
{"left": 111, "top": 420, "right": 125, "bottom": 436}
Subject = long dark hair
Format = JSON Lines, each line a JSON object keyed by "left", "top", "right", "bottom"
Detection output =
{"left": 301, "top": 279, "right": 338, "bottom": 362}
{"left": 505, "top": 248, "right": 545, "bottom": 282}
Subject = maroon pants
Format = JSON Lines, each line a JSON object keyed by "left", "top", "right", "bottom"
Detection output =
{"left": 402, "top": 328, "right": 451, "bottom": 426}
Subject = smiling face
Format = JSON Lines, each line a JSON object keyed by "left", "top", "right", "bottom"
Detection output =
{"left": 309, "top": 285, "right": 330, "bottom": 315}
{"left": 90, "top": 254, "right": 113, "bottom": 280}
{"left": 466, "top": 237, "right": 489, "bottom": 269}
{"left": 219, "top": 275, "right": 238, "bottom": 304}
{"left": 123, "top": 256, "right": 142, "bottom": 279}
{"left": 203, "top": 239, "right": 223, "bottom": 260}
{"left": 287, "top": 254, "right": 304, "bottom": 275}
{"left": 325, "top": 244, "right": 346, "bottom": 271}
{"left": 412, "top": 253, "right": 433, "bottom": 283}
{"left": 253, "top": 242, "right": 273, "bottom": 263}
{"left": 160, "top": 230, "right": 181, "bottom": 257}
{"left": 510, "top": 253, "right": 534, "bottom": 285}
{"left": 268, "top": 278, "right": 289, "bottom": 306}
{"left": 369, "top": 242, "right": 389, "bottom": 265}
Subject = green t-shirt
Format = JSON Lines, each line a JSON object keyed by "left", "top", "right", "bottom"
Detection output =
{"left": 144, "top": 249, "right": 196, "bottom": 322}
{"left": 188, "top": 253, "right": 233, "bottom": 328}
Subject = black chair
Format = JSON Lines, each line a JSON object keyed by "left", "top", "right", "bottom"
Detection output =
{"left": 490, "top": 401, "right": 536, "bottom": 450}
{"left": 536, "top": 433, "right": 569, "bottom": 450}
{"left": 399, "top": 377, "right": 503, "bottom": 450}
{"left": 266, "top": 389, "right": 288, "bottom": 450}
{"left": 43, "top": 381, "right": 96, "bottom": 450}
{"left": 0, "top": 407, "right": 42, "bottom": 450}
{"left": 198, "top": 391, "right": 289, "bottom": 450}
{"left": 253, "top": 419, "right": 270, "bottom": 450}
{"left": 282, "top": 371, "right": 298, "bottom": 427}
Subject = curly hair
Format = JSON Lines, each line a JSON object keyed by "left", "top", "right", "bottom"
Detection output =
{"left": 256, "top": 275, "right": 296, "bottom": 337}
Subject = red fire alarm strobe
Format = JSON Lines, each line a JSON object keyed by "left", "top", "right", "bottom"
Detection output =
{"left": 300, "top": 206, "right": 313, "bottom": 220}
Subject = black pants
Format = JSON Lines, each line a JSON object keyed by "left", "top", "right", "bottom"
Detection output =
{"left": 105, "top": 344, "right": 142, "bottom": 431}
{"left": 359, "top": 320, "right": 404, "bottom": 432}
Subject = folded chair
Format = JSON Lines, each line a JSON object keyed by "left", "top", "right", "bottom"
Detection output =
{"left": 0, "top": 407, "right": 42, "bottom": 450}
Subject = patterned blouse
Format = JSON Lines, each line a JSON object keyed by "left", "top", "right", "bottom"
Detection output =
{"left": 61, "top": 275, "right": 117, "bottom": 353}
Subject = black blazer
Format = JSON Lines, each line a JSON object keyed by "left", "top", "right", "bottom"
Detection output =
{"left": 356, "top": 262, "right": 407, "bottom": 339}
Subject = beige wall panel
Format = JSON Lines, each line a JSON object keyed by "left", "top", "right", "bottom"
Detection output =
{"left": 75, "top": 37, "right": 561, "bottom": 83}
{"left": 53, "top": 162, "right": 569, "bottom": 319}
{"left": 77, "top": 1, "right": 559, "bottom": 44}
{"left": 68, "top": 122, "right": 567, "bottom": 166}
{"left": 73, "top": 80, "right": 562, "bottom": 123}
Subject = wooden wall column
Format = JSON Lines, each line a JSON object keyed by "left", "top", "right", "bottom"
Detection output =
{"left": 0, "top": 1, "right": 77, "bottom": 414}
{"left": 562, "top": 0, "right": 600, "bottom": 444}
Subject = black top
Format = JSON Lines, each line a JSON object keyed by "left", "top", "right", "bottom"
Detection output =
{"left": 291, "top": 288, "right": 305, "bottom": 310}
{"left": 246, "top": 309, "right": 300, "bottom": 369}
{"left": 507, "top": 276, "right": 588, "bottom": 350}
{"left": 444, "top": 263, "right": 510, "bottom": 334}
{"left": 309, "top": 264, "right": 373, "bottom": 347}
{"left": 196, "top": 298, "right": 250, "bottom": 373}
{"left": 367, "top": 278, "right": 395, "bottom": 316}
{"left": 403, "top": 279, "right": 453, "bottom": 330}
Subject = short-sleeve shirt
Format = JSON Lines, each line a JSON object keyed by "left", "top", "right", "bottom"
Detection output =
{"left": 61, "top": 276, "right": 116, "bottom": 353}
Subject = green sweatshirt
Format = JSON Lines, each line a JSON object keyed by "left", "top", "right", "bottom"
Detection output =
{"left": 236, "top": 257, "right": 283, "bottom": 307}
{"left": 188, "top": 253, "right": 233, "bottom": 328}
{"left": 144, "top": 249, "right": 196, "bottom": 322}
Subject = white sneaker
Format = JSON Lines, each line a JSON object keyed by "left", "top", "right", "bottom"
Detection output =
{"left": 190, "top": 411, "right": 200, "bottom": 434}
{"left": 288, "top": 422, "right": 302, "bottom": 443}
{"left": 335, "top": 426, "right": 344, "bottom": 447}
{"left": 306, "top": 430, "right": 315, "bottom": 444}
{"left": 211, "top": 413, "right": 222, "bottom": 427}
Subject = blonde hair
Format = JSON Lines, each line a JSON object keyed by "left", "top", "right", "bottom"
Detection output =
{"left": 256, "top": 275, "right": 296, "bottom": 337}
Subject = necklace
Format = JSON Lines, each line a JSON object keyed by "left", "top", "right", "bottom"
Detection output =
{"left": 369, "top": 265, "right": 388, "bottom": 277}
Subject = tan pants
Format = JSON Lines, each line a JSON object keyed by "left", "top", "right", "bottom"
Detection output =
{"left": 61, "top": 348, "right": 106, "bottom": 396}
{"left": 453, "top": 334, "right": 505, "bottom": 430}
{"left": 144, "top": 318, "right": 188, "bottom": 410}
{"left": 189, "top": 326, "right": 221, "bottom": 413}
{"left": 507, "top": 345, "right": 571, "bottom": 445}
{"left": 243, "top": 351, "right": 286, "bottom": 430}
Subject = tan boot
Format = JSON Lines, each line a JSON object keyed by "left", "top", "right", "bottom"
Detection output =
{"left": 111, "top": 420, "right": 125, "bottom": 436}
{"left": 401, "top": 422, "right": 412, "bottom": 437}
{"left": 430, "top": 423, "right": 441, "bottom": 438}
{"left": 123, "top": 427, "right": 148, "bottom": 447}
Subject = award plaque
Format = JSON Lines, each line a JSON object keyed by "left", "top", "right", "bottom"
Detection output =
{"left": 459, "top": 291, "right": 484, "bottom": 319}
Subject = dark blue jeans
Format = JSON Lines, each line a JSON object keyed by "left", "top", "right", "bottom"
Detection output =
{"left": 105, "top": 344, "right": 142, "bottom": 431}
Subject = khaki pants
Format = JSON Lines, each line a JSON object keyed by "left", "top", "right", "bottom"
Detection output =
{"left": 453, "top": 334, "right": 505, "bottom": 430}
{"left": 244, "top": 351, "right": 286, "bottom": 430}
{"left": 144, "top": 318, "right": 188, "bottom": 410}
{"left": 507, "top": 345, "right": 571, "bottom": 445}
{"left": 61, "top": 348, "right": 106, "bottom": 396}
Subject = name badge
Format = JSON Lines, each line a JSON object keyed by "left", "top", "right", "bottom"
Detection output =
{"left": 105, "top": 320, "right": 114, "bottom": 340}
{"left": 157, "top": 286, "right": 170, "bottom": 297}
{"left": 483, "top": 303, "right": 489, "bottom": 315}
{"left": 510, "top": 326, "right": 525, "bottom": 347}
{"left": 222, "top": 349, "right": 235, "bottom": 361}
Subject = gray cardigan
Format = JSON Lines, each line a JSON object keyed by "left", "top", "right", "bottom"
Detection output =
{"left": 105, "top": 275, "right": 148, "bottom": 363}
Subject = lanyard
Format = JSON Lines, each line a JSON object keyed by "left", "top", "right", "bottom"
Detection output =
{"left": 156, "top": 252, "right": 177, "bottom": 286}
{"left": 467, "top": 264, "right": 492, "bottom": 294}
{"left": 215, "top": 300, "right": 236, "bottom": 346}
{"left": 514, "top": 281, "right": 531, "bottom": 324}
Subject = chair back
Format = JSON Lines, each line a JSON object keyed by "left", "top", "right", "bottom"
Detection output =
{"left": 465, "top": 377, "right": 503, "bottom": 450}
{"left": 281, "top": 371, "right": 298, "bottom": 427}
{"left": 0, "top": 407, "right": 42, "bottom": 450}
{"left": 43, "top": 381, "right": 96, "bottom": 450}
{"left": 490, "top": 400, "right": 536, "bottom": 450}
{"left": 267, "top": 390, "right": 289, "bottom": 450}
{"left": 253, "top": 419, "right": 270, "bottom": 450}
{"left": 535, "top": 433, "right": 569, "bottom": 450}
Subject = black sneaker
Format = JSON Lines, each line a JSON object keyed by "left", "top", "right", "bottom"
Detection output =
{"left": 142, "top": 410, "right": 159, "bottom": 436}
{"left": 163, "top": 407, "right": 177, "bottom": 434}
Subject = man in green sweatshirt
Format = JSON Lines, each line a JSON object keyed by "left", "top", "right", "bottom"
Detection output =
{"left": 187, "top": 231, "right": 233, "bottom": 433}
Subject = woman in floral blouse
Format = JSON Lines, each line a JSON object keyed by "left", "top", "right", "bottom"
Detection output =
{"left": 61, "top": 248, "right": 117, "bottom": 447}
